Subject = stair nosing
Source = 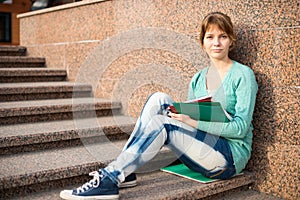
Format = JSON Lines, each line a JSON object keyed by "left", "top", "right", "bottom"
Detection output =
{"left": 0, "top": 82, "right": 92, "bottom": 94}
{"left": 0, "top": 47, "right": 26, "bottom": 56}
{"left": 0, "top": 116, "right": 136, "bottom": 148}
{"left": 0, "top": 56, "right": 45, "bottom": 63}
{"left": 0, "top": 140, "right": 175, "bottom": 190}
{"left": 0, "top": 141, "right": 121, "bottom": 189}
{"left": 2, "top": 170, "right": 256, "bottom": 200}
{"left": 0, "top": 68, "right": 67, "bottom": 77}
{"left": 0, "top": 98, "right": 122, "bottom": 117}
{"left": 159, "top": 172, "right": 255, "bottom": 200}
{"left": 0, "top": 46, "right": 26, "bottom": 51}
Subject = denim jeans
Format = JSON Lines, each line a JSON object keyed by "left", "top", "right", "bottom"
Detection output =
{"left": 105, "top": 92, "right": 236, "bottom": 184}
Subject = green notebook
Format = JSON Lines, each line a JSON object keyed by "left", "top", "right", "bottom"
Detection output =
{"left": 161, "top": 164, "right": 218, "bottom": 183}
{"left": 172, "top": 102, "right": 232, "bottom": 122}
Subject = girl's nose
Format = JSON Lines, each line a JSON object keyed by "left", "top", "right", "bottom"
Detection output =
{"left": 213, "top": 38, "right": 220, "bottom": 45}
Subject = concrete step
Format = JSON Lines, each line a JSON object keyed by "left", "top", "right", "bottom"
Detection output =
{"left": 0, "top": 46, "right": 27, "bottom": 56}
{"left": 120, "top": 171, "right": 255, "bottom": 200}
{"left": 0, "top": 98, "right": 122, "bottom": 125}
{"left": 0, "top": 140, "right": 178, "bottom": 199}
{"left": 0, "top": 140, "right": 126, "bottom": 190}
{"left": 0, "top": 82, "right": 93, "bottom": 102}
{"left": 5, "top": 176, "right": 282, "bottom": 200}
{"left": 1, "top": 164, "right": 255, "bottom": 200}
{"left": 0, "top": 56, "right": 46, "bottom": 68}
{"left": 0, "top": 115, "right": 136, "bottom": 154}
{"left": 0, "top": 68, "right": 67, "bottom": 83}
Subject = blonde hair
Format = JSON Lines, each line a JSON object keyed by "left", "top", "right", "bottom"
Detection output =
{"left": 200, "top": 12, "right": 237, "bottom": 50}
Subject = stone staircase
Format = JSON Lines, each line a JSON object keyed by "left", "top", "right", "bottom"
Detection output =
{"left": 0, "top": 46, "right": 256, "bottom": 200}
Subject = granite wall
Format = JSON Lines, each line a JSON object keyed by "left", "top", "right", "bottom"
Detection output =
{"left": 18, "top": 0, "right": 299, "bottom": 199}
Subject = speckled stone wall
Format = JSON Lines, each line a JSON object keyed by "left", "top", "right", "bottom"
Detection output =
{"left": 18, "top": 0, "right": 299, "bottom": 199}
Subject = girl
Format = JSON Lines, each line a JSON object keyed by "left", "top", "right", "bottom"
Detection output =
{"left": 60, "top": 12, "right": 258, "bottom": 200}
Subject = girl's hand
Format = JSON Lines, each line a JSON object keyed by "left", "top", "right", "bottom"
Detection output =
{"left": 168, "top": 112, "right": 198, "bottom": 128}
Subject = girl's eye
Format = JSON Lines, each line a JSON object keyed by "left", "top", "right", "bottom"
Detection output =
{"left": 221, "top": 35, "right": 228, "bottom": 38}
{"left": 205, "top": 36, "right": 213, "bottom": 39}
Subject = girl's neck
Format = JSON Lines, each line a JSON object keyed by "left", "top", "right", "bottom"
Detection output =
{"left": 210, "top": 57, "right": 233, "bottom": 72}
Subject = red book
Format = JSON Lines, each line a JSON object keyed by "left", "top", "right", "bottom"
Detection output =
{"left": 184, "top": 95, "right": 212, "bottom": 103}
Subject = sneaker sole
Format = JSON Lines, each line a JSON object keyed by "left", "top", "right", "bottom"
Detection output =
{"left": 60, "top": 190, "right": 119, "bottom": 200}
{"left": 119, "top": 180, "right": 138, "bottom": 188}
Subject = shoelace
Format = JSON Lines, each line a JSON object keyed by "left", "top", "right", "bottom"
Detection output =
{"left": 76, "top": 171, "right": 103, "bottom": 193}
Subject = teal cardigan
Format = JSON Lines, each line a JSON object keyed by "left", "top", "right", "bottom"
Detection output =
{"left": 187, "top": 60, "right": 258, "bottom": 174}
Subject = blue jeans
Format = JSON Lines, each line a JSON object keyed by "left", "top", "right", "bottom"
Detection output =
{"left": 106, "top": 92, "right": 236, "bottom": 184}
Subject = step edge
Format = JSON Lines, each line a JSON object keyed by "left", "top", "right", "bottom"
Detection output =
{"left": 163, "top": 171, "right": 255, "bottom": 200}
{"left": 0, "top": 70, "right": 67, "bottom": 76}
{"left": 0, "top": 46, "right": 26, "bottom": 51}
{"left": 0, "top": 57, "right": 45, "bottom": 62}
{"left": 0, "top": 148, "right": 175, "bottom": 189}
{"left": 0, "top": 161, "right": 104, "bottom": 189}
{"left": 0, "top": 85, "right": 93, "bottom": 94}
{"left": 0, "top": 122, "right": 135, "bottom": 148}
{"left": 0, "top": 98, "right": 122, "bottom": 117}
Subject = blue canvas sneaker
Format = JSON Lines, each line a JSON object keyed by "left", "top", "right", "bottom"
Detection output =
{"left": 119, "top": 173, "right": 137, "bottom": 188}
{"left": 60, "top": 170, "right": 119, "bottom": 200}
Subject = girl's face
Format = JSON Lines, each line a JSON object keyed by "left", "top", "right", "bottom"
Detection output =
{"left": 203, "top": 24, "right": 232, "bottom": 61}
